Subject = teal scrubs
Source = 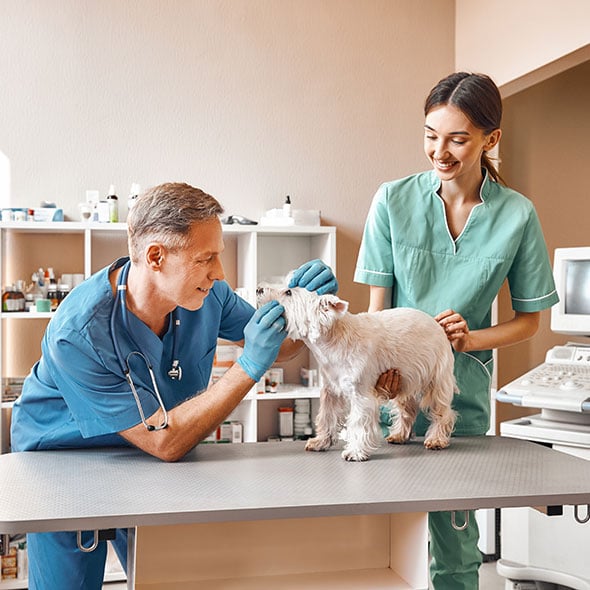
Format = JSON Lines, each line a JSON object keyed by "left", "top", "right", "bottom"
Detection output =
{"left": 355, "top": 170, "right": 558, "bottom": 589}
{"left": 11, "top": 257, "right": 255, "bottom": 590}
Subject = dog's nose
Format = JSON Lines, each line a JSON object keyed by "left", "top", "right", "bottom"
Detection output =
{"left": 256, "top": 287, "right": 264, "bottom": 296}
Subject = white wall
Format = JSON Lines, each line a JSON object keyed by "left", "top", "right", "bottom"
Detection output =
{"left": 455, "top": 0, "right": 590, "bottom": 95}
{"left": 0, "top": 0, "right": 455, "bottom": 310}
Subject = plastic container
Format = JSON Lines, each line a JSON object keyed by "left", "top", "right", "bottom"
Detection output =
{"left": 106, "top": 185, "right": 119, "bottom": 223}
{"left": 278, "top": 407, "right": 294, "bottom": 437}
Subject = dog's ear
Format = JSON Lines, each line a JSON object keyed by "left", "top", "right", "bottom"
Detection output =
{"left": 320, "top": 295, "right": 349, "bottom": 315}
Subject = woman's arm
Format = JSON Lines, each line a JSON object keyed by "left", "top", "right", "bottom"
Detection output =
{"left": 368, "top": 286, "right": 391, "bottom": 312}
{"left": 372, "top": 287, "right": 541, "bottom": 353}
{"left": 435, "top": 309, "right": 540, "bottom": 353}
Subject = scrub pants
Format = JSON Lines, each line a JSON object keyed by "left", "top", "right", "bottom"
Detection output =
{"left": 429, "top": 510, "right": 482, "bottom": 590}
{"left": 27, "top": 528, "right": 128, "bottom": 590}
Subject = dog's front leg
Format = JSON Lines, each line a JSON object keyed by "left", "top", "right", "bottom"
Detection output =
{"left": 305, "top": 384, "right": 345, "bottom": 453}
{"left": 341, "top": 386, "right": 382, "bottom": 462}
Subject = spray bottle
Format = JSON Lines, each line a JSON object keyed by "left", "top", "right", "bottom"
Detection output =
{"left": 106, "top": 185, "right": 119, "bottom": 223}
{"left": 283, "top": 195, "right": 292, "bottom": 217}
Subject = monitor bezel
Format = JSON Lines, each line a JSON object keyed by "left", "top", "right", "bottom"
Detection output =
{"left": 551, "top": 246, "right": 590, "bottom": 336}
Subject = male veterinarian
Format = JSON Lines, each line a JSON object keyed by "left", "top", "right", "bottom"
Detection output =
{"left": 11, "top": 182, "right": 338, "bottom": 590}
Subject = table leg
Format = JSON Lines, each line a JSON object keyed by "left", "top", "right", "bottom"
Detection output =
{"left": 126, "top": 527, "right": 137, "bottom": 589}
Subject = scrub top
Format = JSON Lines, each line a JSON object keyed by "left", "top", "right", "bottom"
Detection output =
{"left": 11, "top": 258, "right": 254, "bottom": 451}
{"left": 354, "top": 170, "right": 559, "bottom": 436}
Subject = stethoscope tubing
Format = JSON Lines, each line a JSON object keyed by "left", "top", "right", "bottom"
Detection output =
{"left": 110, "top": 261, "right": 169, "bottom": 431}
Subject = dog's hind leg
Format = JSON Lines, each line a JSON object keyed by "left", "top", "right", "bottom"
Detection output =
{"left": 305, "top": 385, "right": 347, "bottom": 453}
{"left": 421, "top": 382, "right": 456, "bottom": 450}
{"left": 385, "top": 395, "right": 419, "bottom": 445}
{"left": 341, "top": 392, "right": 382, "bottom": 462}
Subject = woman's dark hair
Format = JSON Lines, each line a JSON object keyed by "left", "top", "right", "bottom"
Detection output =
{"left": 424, "top": 72, "right": 504, "bottom": 184}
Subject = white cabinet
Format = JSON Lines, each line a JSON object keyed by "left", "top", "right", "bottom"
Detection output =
{"left": 0, "top": 221, "right": 336, "bottom": 453}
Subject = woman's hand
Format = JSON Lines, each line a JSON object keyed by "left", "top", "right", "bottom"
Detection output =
{"left": 376, "top": 369, "right": 401, "bottom": 399}
{"left": 435, "top": 309, "right": 470, "bottom": 352}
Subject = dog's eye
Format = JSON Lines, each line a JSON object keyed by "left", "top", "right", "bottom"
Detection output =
{"left": 256, "top": 288, "right": 264, "bottom": 296}
{"left": 284, "top": 289, "right": 292, "bottom": 296}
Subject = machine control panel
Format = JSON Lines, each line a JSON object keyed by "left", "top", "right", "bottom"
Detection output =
{"left": 500, "top": 346, "right": 590, "bottom": 412}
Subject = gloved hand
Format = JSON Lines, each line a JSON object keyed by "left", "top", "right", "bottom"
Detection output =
{"left": 237, "top": 301, "right": 287, "bottom": 381}
{"left": 288, "top": 259, "right": 338, "bottom": 295}
{"left": 379, "top": 404, "right": 395, "bottom": 437}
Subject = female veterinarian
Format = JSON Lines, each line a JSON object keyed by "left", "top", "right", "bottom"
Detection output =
{"left": 354, "top": 72, "right": 558, "bottom": 589}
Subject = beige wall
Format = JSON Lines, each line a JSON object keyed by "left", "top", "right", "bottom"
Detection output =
{"left": 0, "top": 0, "right": 455, "bottom": 312}
{"left": 3, "top": 2, "right": 586, "bottom": 417}
{"left": 455, "top": 0, "right": 590, "bottom": 93}
{"left": 495, "top": 60, "right": 590, "bottom": 428}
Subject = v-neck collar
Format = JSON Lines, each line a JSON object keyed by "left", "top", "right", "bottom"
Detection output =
{"left": 430, "top": 169, "right": 491, "bottom": 253}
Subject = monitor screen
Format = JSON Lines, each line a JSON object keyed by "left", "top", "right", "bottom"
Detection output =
{"left": 551, "top": 247, "right": 590, "bottom": 336}
{"left": 565, "top": 260, "right": 590, "bottom": 315}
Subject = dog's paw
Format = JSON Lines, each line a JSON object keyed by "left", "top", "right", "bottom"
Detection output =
{"left": 423, "top": 437, "right": 450, "bottom": 450}
{"left": 305, "top": 437, "right": 331, "bottom": 452}
{"left": 385, "top": 433, "right": 410, "bottom": 445}
{"left": 341, "top": 448, "right": 370, "bottom": 462}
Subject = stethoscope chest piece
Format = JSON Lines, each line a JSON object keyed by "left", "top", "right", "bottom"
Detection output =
{"left": 168, "top": 360, "right": 182, "bottom": 380}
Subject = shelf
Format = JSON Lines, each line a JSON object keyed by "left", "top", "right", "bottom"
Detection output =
{"left": 250, "top": 384, "right": 321, "bottom": 400}
{"left": 0, "top": 571, "right": 126, "bottom": 589}
{"left": 221, "top": 224, "right": 334, "bottom": 237}
{"left": 1, "top": 312, "right": 53, "bottom": 320}
{"left": 0, "top": 221, "right": 127, "bottom": 233}
{"left": 151, "top": 568, "right": 416, "bottom": 589}
{"left": 0, "top": 220, "right": 331, "bottom": 235}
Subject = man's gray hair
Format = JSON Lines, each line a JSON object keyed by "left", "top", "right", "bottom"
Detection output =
{"left": 127, "top": 183, "right": 224, "bottom": 262}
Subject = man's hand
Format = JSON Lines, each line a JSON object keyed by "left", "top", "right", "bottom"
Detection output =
{"left": 237, "top": 301, "right": 288, "bottom": 381}
{"left": 288, "top": 259, "right": 338, "bottom": 295}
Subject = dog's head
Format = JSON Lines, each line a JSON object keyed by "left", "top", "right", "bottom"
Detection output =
{"left": 256, "top": 284, "right": 349, "bottom": 342}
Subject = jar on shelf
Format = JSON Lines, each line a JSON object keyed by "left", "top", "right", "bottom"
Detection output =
{"left": 57, "top": 284, "right": 70, "bottom": 305}
{"left": 278, "top": 407, "right": 294, "bottom": 438}
{"left": 2, "top": 285, "right": 25, "bottom": 312}
{"left": 47, "top": 283, "right": 59, "bottom": 312}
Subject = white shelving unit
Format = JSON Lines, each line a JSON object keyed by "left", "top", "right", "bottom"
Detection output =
{"left": 0, "top": 221, "right": 335, "bottom": 452}
{"left": 0, "top": 220, "right": 335, "bottom": 588}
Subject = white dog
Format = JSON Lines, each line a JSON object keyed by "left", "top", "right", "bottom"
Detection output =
{"left": 257, "top": 285, "right": 458, "bottom": 461}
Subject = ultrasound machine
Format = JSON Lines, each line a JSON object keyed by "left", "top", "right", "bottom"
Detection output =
{"left": 496, "top": 247, "right": 590, "bottom": 589}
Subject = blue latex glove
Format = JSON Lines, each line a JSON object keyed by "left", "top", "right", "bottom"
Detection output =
{"left": 288, "top": 259, "right": 338, "bottom": 295}
{"left": 379, "top": 404, "right": 395, "bottom": 437}
{"left": 237, "top": 301, "right": 288, "bottom": 381}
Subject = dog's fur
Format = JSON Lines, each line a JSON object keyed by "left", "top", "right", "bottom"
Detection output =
{"left": 257, "top": 285, "right": 458, "bottom": 461}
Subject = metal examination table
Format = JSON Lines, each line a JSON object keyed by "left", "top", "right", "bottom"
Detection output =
{"left": 2, "top": 436, "right": 590, "bottom": 589}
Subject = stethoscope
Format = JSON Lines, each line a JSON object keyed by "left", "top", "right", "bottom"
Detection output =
{"left": 110, "top": 260, "right": 182, "bottom": 432}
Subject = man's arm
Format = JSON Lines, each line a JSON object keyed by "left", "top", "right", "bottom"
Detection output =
{"left": 119, "top": 362, "right": 256, "bottom": 462}
{"left": 120, "top": 300, "right": 287, "bottom": 462}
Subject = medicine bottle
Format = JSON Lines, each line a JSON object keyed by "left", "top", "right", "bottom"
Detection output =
{"left": 106, "top": 184, "right": 119, "bottom": 223}
{"left": 283, "top": 195, "right": 292, "bottom": 217}
{"left": 47, "top": 282, "right": 59, "bottom": 312}
{"left": 2, "top": 285, "right": 25, "bottom": 312}
{"left": 278, "top": 407, "right": 294, "bottom": 437}
{"left": 57, "top": 284, "right": 70, "bottom": 305}
{"left": 13, "top": 284, "right": 25, "bottom": 311}
{"left": 2, "top": 286, "right": 15, "bottom": 312}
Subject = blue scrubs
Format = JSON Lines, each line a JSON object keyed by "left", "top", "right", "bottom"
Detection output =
{"left": 355, "top": 170, "right": 559, "bottom": 589}
{"left": 11, "top": 257, "right": 254, "bottom": 589}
